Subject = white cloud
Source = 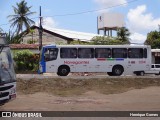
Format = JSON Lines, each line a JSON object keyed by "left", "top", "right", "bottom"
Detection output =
{"left": 130, "top": 32, "right": 146, "bottom": 43}
{"left": 42, "top": 17, "right": 58, "bottom": 29}
{"left": 127, "top": 5, "right": 160, "bottom": 33}
{"left": 36, "top": 17, "right": 58, "bottom": 29}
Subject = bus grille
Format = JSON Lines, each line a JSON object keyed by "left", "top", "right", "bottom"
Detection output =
{"left": 0, "top": 92, "right": 9, "bottom": 98}
{"left": 0, "top": 85, "right": 14, "bottom": 91}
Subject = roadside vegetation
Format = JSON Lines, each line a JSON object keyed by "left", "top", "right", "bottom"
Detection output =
{"left": 17, "top": 77, "right": 160, "bottom": 96}
{"left": 13, "top": 50, "right": 39, "bottom": 73}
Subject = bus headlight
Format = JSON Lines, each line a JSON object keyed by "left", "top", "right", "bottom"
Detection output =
{"left": 10, "top": 88, "right": 16, "bottom": 94}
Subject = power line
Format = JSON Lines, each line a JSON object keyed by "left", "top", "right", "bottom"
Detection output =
{"left": 0, "top": 0, "right": 140, "bottom": 27}
{"left": 43, "top": 0, "right": 140, "bottom": 17}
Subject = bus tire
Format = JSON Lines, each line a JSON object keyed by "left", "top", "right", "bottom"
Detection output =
{"left": 135, "top": 71, "right": 144, "bottom": 76}
{"left": 107, "top": 72, "right": 113, "bottom": 76}
{"left": 139, "top": 71, "right": 144, "bottom": 76}
{"left": 112, "top": 65, "right": 124, "bottom": 76}
{"left": 57, "top": 65, "right": 70, "bottom": 76}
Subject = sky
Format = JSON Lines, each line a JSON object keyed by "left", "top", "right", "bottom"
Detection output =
{"left": 0, "top": 0, "right": 160, "bottom": 43}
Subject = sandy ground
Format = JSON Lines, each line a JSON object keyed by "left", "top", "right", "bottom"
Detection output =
{"left": 1, "top": 86, "right": 160, "bottom": 111}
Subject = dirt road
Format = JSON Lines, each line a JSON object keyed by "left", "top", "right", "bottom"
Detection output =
{"left": 1, "top": 87, "right": 160, "bottom": 111}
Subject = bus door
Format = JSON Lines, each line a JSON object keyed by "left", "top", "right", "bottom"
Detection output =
{"left": 44, "top": 48, "right": 58, "bottom": 72}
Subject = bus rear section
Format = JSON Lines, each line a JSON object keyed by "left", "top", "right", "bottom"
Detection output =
{"left": 39, "top": 45, "right": 151, "bottom": 76}
{"left": 0, "top": 34, "right": 16, "bottom": 105}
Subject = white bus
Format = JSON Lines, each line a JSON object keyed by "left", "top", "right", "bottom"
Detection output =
{"left": 38, "top": 44, "right": 151, "bottom": 76}
{"left": 0, "top": 34, "right": 16, "bottom": 105}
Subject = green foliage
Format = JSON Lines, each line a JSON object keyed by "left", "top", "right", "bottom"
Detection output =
{"left": 6, "top": 31, "right": 22, "bottom": 44}
{"left": 145, "top": 31, "right": 160, "bottom": 48}
{"left": 91, "top": 36, "right": 129, "bottom": 45}
{"left": 70, "top": 40, "right": 89, "bottom": 45}
{"left": 7, "top": 0, "right": 36, "bottom": 34}
{"left": 117, "top": 27, "right": 131, "bottom": 42}
{"left": 27, "top": 39, "right": 36, "bottom": 44}
{"left": 150, "top": 38, "right": 160, "bottom": 49}
{"left": 13, "top": 50, "right": 39, "bottom": 72}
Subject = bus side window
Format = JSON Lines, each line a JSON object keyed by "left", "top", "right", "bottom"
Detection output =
{"left": 60, "top": 48, "right": 77, "bottom": 58}
{"left": 44, "top": 49, "right": 50, "bottom": 61}
{"left": 112, "top": 48, "right": 127, "bottom": 58}
{"left": 95, "top": 48, "right": 111, "bottom": 58}
{"left": 144, "top": 48, "right": 147, "bottom": 58}
{"left": 78, "top": 48, "right": 94, "bottom": 58}
{"left": 45, "top": 48, "right": 58, "bottom": 61}
{"left": 128, "top": 48, "right": 143, "bottom": 58}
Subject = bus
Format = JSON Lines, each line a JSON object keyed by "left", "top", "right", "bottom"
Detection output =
{"left": 38, "top": 44, "right": 151, "bottom": 76}
{"left": 0, "top": 33, "right": 16, "bottom": 105}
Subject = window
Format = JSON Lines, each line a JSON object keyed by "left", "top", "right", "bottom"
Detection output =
{"left": 144, "top": 48, "right": 147, "bottom": 58}
{"left": 78, "top": 48, "right": 94, "bottom": 58}
{"left": 44, "top": 48, "right": 58, "bottom": 61}
{"left": 112, "top": 48, "right": 127, "bottom": 58}
{"left": 128, "top": 48, "right": 143, "bottom": 58}
{"left": 95, "top": 48, "right": 111, "bottom": 58}
{"left": 155, "top": 65, "right": 160, "bottom": 68}
{"left": 60, "top": 48, "right": 77, "bottom": 58}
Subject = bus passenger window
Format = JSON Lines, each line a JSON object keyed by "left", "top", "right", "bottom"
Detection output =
{"left": 112, "top": 48, "right": 127, "bottom": 58}
{"left": 78, "top": 48, "right": 94, "bottom": 58}
{"left": 128, "top": 48, "right": 143, "bottom": 58}
{"left": 95, "top": 48, "right": 111, "bottom": 58}
{"left": 60, "top": 48, "right": 77, "bottom": 58}
{"left": 144, "top": 48, "right": 147, "bottom": 58}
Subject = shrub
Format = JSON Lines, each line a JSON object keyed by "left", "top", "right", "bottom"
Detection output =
{"left": 13, "top": 50, "right": 39, "bottom": 72}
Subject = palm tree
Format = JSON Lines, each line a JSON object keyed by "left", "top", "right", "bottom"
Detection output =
{"left": 8, "top": 0, "right": 36, "bottom": 35}
{"left": 0, "top": 27, "right": 3, "bottom": 33}
{"left": 117, "top": 27, "right": 131, "bottom": 43}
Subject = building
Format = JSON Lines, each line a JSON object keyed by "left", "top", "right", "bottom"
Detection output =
{"left": 22, "top": 25, "right": 100, "bottom": 44}
{"left": 152, "top": 49, "right": 160, "bottom": 64}
{"left": 10, "top": 25, "right": 100, "bottom": 53}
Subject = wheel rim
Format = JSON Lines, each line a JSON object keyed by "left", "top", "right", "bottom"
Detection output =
{"left": 61, "top": 68, "right": 67, "bottom": 74}
{"left": 115, "top": 69, "right": 121, "bottom": 75}
{"left": 140, "top": 72, "right": 144, "bottom": 76}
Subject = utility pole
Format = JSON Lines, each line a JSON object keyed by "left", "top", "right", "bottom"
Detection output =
{"left": 39, "top": 6, "right": 43, "bottom": 51}
{"left": 158, "top": 24, "right": 160, "bottom": 33}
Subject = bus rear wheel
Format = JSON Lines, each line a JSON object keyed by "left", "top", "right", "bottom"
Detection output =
{"left": 57, "top": 66, "right": 70, "bottom": 76}
{"left": 135, "top": 71, "right": 144, "bottom": 76}
{"left": 112, "top": 65, "right": 124, "bottom": 76}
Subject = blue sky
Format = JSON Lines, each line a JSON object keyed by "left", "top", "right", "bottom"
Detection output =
{"left": 0, "top": 0, "right": 160, "bottom": 43}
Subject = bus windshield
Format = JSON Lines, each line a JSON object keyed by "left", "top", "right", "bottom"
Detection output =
{"left": 0, "top": 47, "right": 16, "bottom": 84}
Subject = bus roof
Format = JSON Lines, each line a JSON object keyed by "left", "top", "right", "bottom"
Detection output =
{"left": 43, "top": 44, "right": 150, "bottom": 48}
{"left": 152, "top": 49, "right": 160, "bottom": 52}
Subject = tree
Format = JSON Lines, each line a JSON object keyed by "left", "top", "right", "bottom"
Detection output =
{"left": 91, "top": 36, "right": 129, "bottom": 45}
{"left": 6, "top": 31, "right": 22, "bottom": 44}
{"left": 151, "top": 38, "right": 160, "bottom": 49}
{"left": 0, "top": 27, "right": 3, "bottom": 33}
{"left": 145, "top": 31, "right": 160, "bottom": 45}
{"left": 8, "top": 0, "right": 36, "bottom": 35}
{"left": 117, "top": 27, "right": 131, "bottom": 42}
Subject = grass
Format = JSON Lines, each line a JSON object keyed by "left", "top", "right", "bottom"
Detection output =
{"left": 17, "top": 77, "right": 160, "bottom": 96}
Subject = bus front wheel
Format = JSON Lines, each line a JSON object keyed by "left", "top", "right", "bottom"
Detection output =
{"left": 57, "top": 66, "right": 70, "bottom": 76}
{"left": 112, "top": 65, "right": 124, "bottom": 76}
